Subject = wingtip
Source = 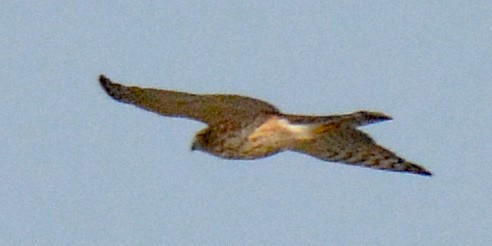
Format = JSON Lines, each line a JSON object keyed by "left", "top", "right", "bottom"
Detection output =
{"left": 417, "top": 170, "right": 433, "bottom": 177}
{"left": 98, "top": 74, "right": 123, "bottom": 100}
{"left": 382, "top": 114, "right": 393, "bottom": 121}
{"left": 99, "top": 74, "right": 111, "bottom": 86}
{"left": 98, "top": 74, "right": 118, "bottom": 94}
{"left": 407, "top": 162, "right": 433, "bottom": 177}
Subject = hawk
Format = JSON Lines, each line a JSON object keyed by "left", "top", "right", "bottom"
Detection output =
{"left": 99, "top": 75, "right": 431, "bottom": 176}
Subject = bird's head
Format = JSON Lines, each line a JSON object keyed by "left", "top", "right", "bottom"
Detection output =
{"left": 191, "top": 128, "right": 212, "bottom": 151}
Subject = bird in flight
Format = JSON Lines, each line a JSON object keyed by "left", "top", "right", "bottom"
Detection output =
{"left": 99, "top": 75, "right": 431, "bottom": 176}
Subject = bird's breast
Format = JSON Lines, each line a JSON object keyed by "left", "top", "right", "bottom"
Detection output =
{"left": 206, "top": 116, "right": 313, "bottom": 159}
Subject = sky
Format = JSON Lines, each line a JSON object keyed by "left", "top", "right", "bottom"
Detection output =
{"left": 1, "top": 1, "right": 491, "bottom": 245}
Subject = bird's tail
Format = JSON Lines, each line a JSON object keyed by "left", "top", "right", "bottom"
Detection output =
{"left": 338, "top": 111, "right": 393, "bottom": 127}
{"left": 283, "top": 111, "right": 392, "bottom": 128}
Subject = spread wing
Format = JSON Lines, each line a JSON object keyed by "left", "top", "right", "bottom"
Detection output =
{"left": 99, "top": 75, "right": 280, "bottom": 125}
{"left": 292, "top": 122, "right": 432, "bottom": 176}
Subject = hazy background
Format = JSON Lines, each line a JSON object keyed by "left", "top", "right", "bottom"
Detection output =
{"left": 1, "top": 1, "right": 491, "bottom": 245}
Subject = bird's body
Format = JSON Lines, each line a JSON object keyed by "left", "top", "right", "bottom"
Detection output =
{"left": 99, "top": 75, "right": 432, "bottom": 176}
{"left": 201, "top": 115, "right": 313, "bottom": 159}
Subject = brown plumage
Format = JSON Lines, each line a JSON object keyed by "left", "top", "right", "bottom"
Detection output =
{"left": 99, "top": 75, "right": 432, "bottom": 176}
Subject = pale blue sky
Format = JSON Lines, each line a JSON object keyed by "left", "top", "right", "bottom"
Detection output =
{"left": 1, "top": 1, "right": 491, "bottom": 245}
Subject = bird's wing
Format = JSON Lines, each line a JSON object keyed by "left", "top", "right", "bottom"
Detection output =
{"left": 99, "top": 75, "right": 280, "bottom": 125}
{"left": 291, "top": 123, "right": 431, "bottom": 176}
